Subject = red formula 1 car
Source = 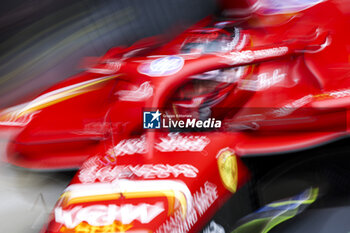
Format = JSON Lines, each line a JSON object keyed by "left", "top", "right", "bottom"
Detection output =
{"left": 1, "top": 0, "right": 350, "bottom": 232}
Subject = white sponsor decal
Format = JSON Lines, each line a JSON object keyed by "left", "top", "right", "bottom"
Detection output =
{"left": 155, "top": 133, "right": 210, "bottom": 152}
{"left": 55, "top": 202, "right": 164, "bottom": 228}
{"left": 193, "top": 182, "right": 218, "bottom": 216}
{"left": 225, "top": 121, "right": 260, "bottom": 131}
{"left": 88, "top": 61, "right": 121, "bottom": 74}
{"left": 106, "top": 135, "right": 147, "bottom": 158}
{"left": 83, "top": 155, "right": 101, "bottom": 166}
{"left": 220, "top": 27, "right": 240, "bottom": 52}
{"left": 221, "top": 47, "right": 288, "bottom": 65}
{"left": 312, "top": 89, "right": 350, "bottom": 101}
{"left": 240, "top": 69, "right": 287, "bottom": 91}
{"left": 122, "top": 48, "right": 145, "bottom": 58}
{"left": 272, "top": 94, "right": 313, "bottom": 117}
{"left": 235, "top": 34, "right": 248, "bottom": 51}
{"left": 156, "top": 181, "right": 218, "bottom": 233}
{"left": 0, "top": 111, "right": 38, "bottom": 126}
{"left": 203, "top": 221, "right": 225, "bottom": 233}
{"left": 139, "top": 56, "right": 184, "bottom": 76}
{"left": 60, "top": 180, "right": 193, "bottom": 220}
{"left": 259, "top": 0, "right": 324, "bottom": 15}
{"left": 102, "top": 133, "right": 210, "bottom": 165}
{"left": 76, "top": 122, "right": 127, "bottom": 135}
{"left": 117, "top": 81, "right": 153, "bottom": 101}
{"left": 78, "top": 164, "right": 199, "bottom": 183}
{"left": 329, "top": 89, "right": 350, "bottom": 98}
{"left": 101, "top": 133, "right": 210, "bottom": 165}
{"left": 189, "top": 67, "right": 245, "bottom": 84}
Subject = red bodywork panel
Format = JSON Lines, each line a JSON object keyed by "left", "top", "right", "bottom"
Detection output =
{"left": 1, "top": 0, "right": 350, "bottom": 232}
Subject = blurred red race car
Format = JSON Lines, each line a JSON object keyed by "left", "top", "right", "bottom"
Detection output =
{"left": 1, "top": 0, "right": 350, "bottom": 232}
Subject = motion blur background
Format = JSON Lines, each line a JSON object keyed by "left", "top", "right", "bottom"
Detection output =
{"left": 2, "top": 1, "right": 350, "bottom": 233}
{"left": 0, "top": 0, "right": 217, "bottom": 108}
{"left": 0, "top": 1, "right": 216, "bottom": 232}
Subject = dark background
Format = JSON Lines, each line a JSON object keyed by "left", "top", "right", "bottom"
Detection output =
{"left": 0, "top": 0, "right": 217, "bottom": 108}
